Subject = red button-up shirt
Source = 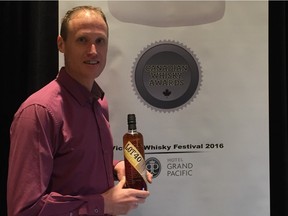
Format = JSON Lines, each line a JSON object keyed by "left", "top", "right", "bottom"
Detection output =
{"left": 7, "top": 67, "right": 117, "bottom": 216}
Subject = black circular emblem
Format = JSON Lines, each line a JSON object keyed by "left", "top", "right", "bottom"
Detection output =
{"left": 132, "top": 40, "right": 202, "bottom": 111}
{"left": 146, "top": 157, "right": 161, "bottom": 178}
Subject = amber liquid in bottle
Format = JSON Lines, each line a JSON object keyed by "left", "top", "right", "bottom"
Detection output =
{"left": 123, "top": 114, "right": 147, "bottom": 190}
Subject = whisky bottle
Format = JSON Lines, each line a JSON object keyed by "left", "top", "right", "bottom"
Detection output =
{"left": 123, "top": 114, "right": 148, "bottom": 190}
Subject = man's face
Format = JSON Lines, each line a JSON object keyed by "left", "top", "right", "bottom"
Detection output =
{"left": 58, "top": 10, "right": 108, "bottom": 85}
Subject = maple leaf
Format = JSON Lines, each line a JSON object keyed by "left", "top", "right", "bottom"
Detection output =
{"left": 163, "top": 89, "right": 171, "bottom": 97}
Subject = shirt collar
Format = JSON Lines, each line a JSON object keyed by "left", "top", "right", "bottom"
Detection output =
{"left": 56, "top": 67, "right": 105, "bottom": 106}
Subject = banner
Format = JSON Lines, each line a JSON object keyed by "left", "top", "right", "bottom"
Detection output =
{"left": 59, "top": 1, "right": 269, "bottom": 216}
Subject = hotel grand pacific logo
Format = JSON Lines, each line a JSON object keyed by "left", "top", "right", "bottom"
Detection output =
{"left": 132, "top": 40, "right": 202, "bottom": 112}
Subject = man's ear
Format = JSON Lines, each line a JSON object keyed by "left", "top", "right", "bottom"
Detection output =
{"left": 57, "top": 35, "right": 65, "bottom": 53}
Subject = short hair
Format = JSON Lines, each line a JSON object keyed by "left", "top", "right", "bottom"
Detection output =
{"left": 60, "top": 6, "right": 108, "bottom": 41}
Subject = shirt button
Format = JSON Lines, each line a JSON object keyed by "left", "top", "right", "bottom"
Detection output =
{"left": 69, "top": 213, "right": 73, "bottom": 216}
{"left": 94, "top": 209, "right": 99, "bottom": 214}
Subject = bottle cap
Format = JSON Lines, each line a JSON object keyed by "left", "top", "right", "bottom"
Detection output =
{"left": 127, "top": 114, "right": 136, "bottom": 124}
{"left": 127, "top": 114, "right": 137, "bottom": 130}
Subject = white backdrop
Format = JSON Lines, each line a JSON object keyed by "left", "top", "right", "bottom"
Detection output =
{"left": 59, "top": 1, "right": 269, "bottom": 216}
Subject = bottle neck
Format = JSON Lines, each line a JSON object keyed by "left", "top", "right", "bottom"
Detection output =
{"left": 128, "top": 123, "right": 137, "bottom": 134}
{"left": 128, "top": 123, "right": 136, "bottom": 130}
{"left": 128, "top": 129, "right": 138, "bottom": 135}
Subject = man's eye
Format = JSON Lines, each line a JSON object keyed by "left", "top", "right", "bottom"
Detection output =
{"left": 95, "top": 38, "right": 106, "bottom": 45}
{"left": 77, "top": 37, "right": 87, "bottom": 43}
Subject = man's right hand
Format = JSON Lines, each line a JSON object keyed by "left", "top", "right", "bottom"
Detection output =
{"left": 101, "top": 176, "right": 150, "bottom": 215}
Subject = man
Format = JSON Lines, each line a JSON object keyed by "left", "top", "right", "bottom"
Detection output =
{"left": 7, "top": 6, "right": 151, "bottom": 216}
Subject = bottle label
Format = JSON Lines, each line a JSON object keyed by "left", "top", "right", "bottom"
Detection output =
{"left": 124, "top": 141, "right": 148, "bottom": 183}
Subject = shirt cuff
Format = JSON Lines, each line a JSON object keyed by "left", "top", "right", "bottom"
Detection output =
{"left": 79, "top": 194, "right": 104, "bottom": 215}
{"left": 113, "top": 160, "right": 122, "bottom": 181}
{"left": 113, "top": 160, "right": 121, "bottom": 167}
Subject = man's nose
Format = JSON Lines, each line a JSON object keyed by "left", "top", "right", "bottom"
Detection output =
{"left": 89, "top": 43, "right": 97, "bottom": 54}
